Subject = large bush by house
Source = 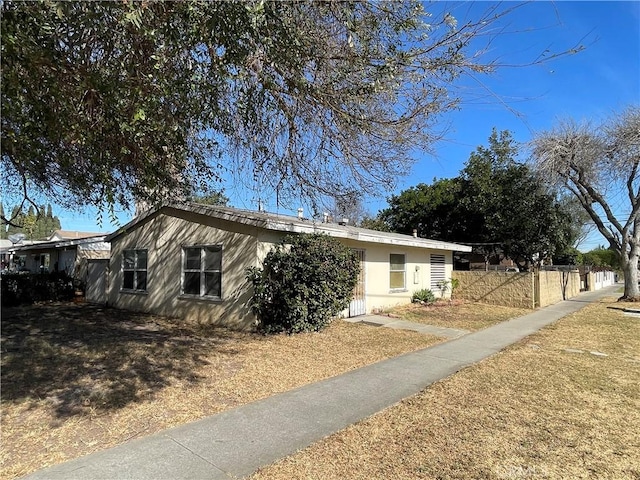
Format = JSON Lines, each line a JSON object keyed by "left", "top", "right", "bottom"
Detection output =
{"left": 1, "top": 272, "right": 75, "bottom": 307}
{"left": 247, "top": 234, "right": 360, "bottom": 334}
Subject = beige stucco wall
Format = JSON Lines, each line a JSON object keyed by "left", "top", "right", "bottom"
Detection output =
{"left": 109, "top": 209, "right": 458, "bottom": 328}
{"left": 452, "top": 271, "right": 536, "bottom": 309}
{"left": 20, "top": 242, "right": 109, "bottom": 283}
{"left": 76, "top": 243, "right": 110, "bottom": 285}
{"left": 537, "top": 270, "right": 580, "bottom": 307}
{"left": 109, "top": 208, "right": 261, "bottom": 330}
{"left": 336, "top": 239, "right": 454, "bottom": 313}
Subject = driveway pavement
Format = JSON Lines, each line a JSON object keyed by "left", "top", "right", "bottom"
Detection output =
{"left": 22, "top": 284, "right": 621, "bottom": 480}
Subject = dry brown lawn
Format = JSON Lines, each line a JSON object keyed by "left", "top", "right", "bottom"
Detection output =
{"left": 1, "top": 302, "right": 440, "bottom": 479}
{"left": 392, "top": 300, "right": 531, "bottom": 331}
{"left": 251, "top": 298, "right": 640, "bottom": 480}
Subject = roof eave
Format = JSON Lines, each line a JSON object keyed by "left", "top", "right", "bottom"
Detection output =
{"left": 106, "top": 203, "right": 473, "bottom": 252}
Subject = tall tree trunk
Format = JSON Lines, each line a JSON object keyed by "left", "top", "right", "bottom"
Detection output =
{"left": 621, "top": 238, "right": 640, "bottom": 299}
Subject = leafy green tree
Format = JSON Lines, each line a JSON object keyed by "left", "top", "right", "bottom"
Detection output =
{"left": 582, "top": 247, "right": 620, "bottom": 270}
{"left": 23, "top": 207, "right": 37, "bottom": 239}
{"left": 191, "top": 192, "right": 230, "bottom": 207}
{"left": 530, "top": 106, "right": 639, "bottom": 299}
{"left": 552, "top": 247, "right": 583, "bottom": 266}
{"left": 359, "top": 215, "right": 391, "bottom": 232}
{"left": 0, "top": 204, "right": 6, "bottom": 239}
{"left": 1, "top": 1, "right": 580, "bottom": 220}
{"left": 373, "top": 130, "right": 580, "bottom": 270}
{"left": 378, "top": 178, "right": 464, "bottom": 239}
{"left": 247, "top": 234, "right": 359, "bottom": 334}
{"left": 5, "top": 206, "right": 21, "bottom": 237}
{"left": 3, "top": 204, "right": 61, "bottom": 240}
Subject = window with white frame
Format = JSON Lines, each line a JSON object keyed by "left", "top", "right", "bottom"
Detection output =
{"left": 182, "top": 245, "right": 222, "bottom": 298}
{"left": 389, "top": 253, "right": 406, "bottom": 290}
{"left": 122, "top": 249, "right": 147, "bottom": 291}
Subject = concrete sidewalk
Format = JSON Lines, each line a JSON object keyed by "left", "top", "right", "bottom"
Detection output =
{"left": 344, "top": 314, "right": 470, "bottom": 338}
{"left": 23, "top": 285, "right": 621, "bottom": 480}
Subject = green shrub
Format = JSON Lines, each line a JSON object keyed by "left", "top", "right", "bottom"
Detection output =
{"left": 1, "top": 272, "right": 75, "bottom": 307}
{"left": 246, "top": 233, "right": 360, "bottom": 334}
{"left": 412, "top": 288, "right": 435, "bottom": 304}
{"left": 450, "top": 277, "right": 460, "bottom": 295}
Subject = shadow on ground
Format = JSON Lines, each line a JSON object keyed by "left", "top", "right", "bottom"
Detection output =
{"left": 1, "top": 302, "right": 254, "bottom": 418}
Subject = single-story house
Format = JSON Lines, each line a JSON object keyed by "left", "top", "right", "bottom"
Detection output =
{"left": 8, "top": 233, "right": 110, "bottom": 283}
{"left": 47, "top": 229, "right": 108, "bottom": 242}
{"left": 105, "top": 203, "right": 472, "bottom": 330}
{"left": 0, "top": 239, "right": 14, "bottom": 269}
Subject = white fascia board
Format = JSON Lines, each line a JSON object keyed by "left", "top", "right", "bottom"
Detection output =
{"left": 12, "top": 236, "right": 107, "bottom": 252}
{"left": 263, "top": 219, "right": 472, "bottom": 252}
{"left": 353, "top": 232, "right": 473, "bottom": 252}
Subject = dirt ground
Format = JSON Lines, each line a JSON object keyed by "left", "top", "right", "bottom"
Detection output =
{"left": 251, "top": 298, "right": 640, "bottom": 480}
{"left": 2, "top": 301, "right": 441, "bottom": 479}
{"left": 389, "top": 300, "right": 531, "bottom": 331}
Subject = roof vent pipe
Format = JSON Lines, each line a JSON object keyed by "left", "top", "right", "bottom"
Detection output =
{"left": 413, "top": 229, "right": 418, "bottom": 238}
{"left": 297, "top": 208, "right": 304, "bottom": 219}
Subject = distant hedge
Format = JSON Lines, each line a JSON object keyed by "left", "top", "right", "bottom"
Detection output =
{"left": 1, "top": 273, "right": 75, "bottom": 307}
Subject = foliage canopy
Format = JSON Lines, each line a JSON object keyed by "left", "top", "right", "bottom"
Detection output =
{"left": 1, "top": 1, "right": 578, "bottom": 220}
{"left": 1, "top": 204, "right": 61, "bottom": 240}
{"left": 375, "top": 130, "right": 581, "bottom": 270}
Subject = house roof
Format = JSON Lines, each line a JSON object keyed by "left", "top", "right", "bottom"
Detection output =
{"left": 106, "top": 203, "right": 472, "bottom": 253}
{"left": 0, "top": 238, "right": 48, "bottom": 254}
{"left": 48, "top": 230, "right": 106, "bottom": 241}
{"left": 9, "top": 235, "right": 108, "bottom": 253}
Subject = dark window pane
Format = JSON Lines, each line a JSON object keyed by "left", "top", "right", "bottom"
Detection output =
{"left": 123, "top": 251, "right": 135, "bottom": 269}
{"left": 184, "top": 248, "right": 201, "bottom": 270}
{"left": 123, "top": 271, "right": 134, "bottom": 290}
{"left": 390, "top": 254, "right": 405, "bottom": 271}
{"left": 184, "top": 272, "right": 200, "bottom": 295}
{"left": 136, "top": 250, "right": 147, "bottom": 270}
{"left": 204, "top": 272, "right": 221, "bottom": 297}
{"left": 204, "top": 246, "right": 222, "bottom": 271}
{"left": 136, "top": 271, "right": 147, "bottom": 291}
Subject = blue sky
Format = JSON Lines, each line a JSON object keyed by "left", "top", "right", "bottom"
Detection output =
{"left": 50, "top": 1, "right": 639, "bottom": 250}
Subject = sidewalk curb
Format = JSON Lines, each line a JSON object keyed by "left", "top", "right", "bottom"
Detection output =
{"left": 22, "top": 285, "right": 622, "bottom": 480}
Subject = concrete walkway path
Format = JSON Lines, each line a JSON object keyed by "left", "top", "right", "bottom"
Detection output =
{"left": 344, "top": 314, "right": 470, "bottom": 338}
{"left": 23, "top": 285, "right": 621, "bottom": 480}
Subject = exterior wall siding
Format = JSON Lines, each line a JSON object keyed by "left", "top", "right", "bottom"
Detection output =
{"left": 588, "top": 270, "right": 616, "bottom": 291}
{"left": 75, "top": 244, "right": 110, "bottom": 285}
{"left": 108, "top": 208, "right": 260, "bottom": 330}
{"left": 337, "top": 239, "right": 453, "bottom": 314}
{"left": 109, "top": 209, "right": 458, "bottom": 328}
{"left": 109, "top": 207, "right": 619, "bottom": 329}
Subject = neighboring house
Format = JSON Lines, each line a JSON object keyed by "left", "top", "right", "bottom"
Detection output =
{"left": 454, "top": 243, "right": 522, "bottom": 271}
{"left": 48, "top": 230, "right": 107, "bottom": 241}
{"left": 0, "top": 239, "right": 14, "bottom": 269}
{"left": 8, "top": 233, "right": 110, "bottom": 283}
{"left": 106, "top": 203, "right": 472, "bottom": 330}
